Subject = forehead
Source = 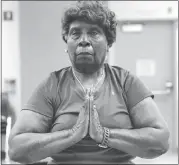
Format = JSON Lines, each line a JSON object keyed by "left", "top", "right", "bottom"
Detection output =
{"left": 69, "top": 20, "right": 103, "bottom": 31}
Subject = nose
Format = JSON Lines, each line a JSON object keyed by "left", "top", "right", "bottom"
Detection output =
{"left": 79, "top": 34, "right": 90, "bottom": 47}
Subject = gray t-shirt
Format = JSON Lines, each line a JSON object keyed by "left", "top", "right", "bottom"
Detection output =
{"left": 22, "top": 63, "right": 154, "bottom": 164}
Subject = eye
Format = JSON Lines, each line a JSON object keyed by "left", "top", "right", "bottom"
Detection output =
{"left": 70, "top": 30, "right": 81, "bottom": 39}
{"left": 90, "top": 31, "right": 98, "bottom": 36}
{"left": 71, "top": 30, "right": 80, "bottom": 36}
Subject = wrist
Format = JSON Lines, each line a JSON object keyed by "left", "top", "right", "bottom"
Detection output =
{"left": 98, "top": 127, "right": 105, "bottom": 143}
{"left": 98, "top": 127, "right": 110, "bottom": 148}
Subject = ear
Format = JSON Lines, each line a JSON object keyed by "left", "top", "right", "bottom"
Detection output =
{"left": 63, "top": 35, "right": 68, "bottom": 43}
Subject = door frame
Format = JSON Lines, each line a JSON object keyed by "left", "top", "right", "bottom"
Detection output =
{"left": 173, "top": 20, "right": 178, "bottom": 150}
{"left": 109, "top": 19, "right": 178, "bottom": 151}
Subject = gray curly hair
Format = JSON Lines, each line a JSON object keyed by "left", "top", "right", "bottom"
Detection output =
{"left": 61, "top": 1, "right": 117, "bottom": 47}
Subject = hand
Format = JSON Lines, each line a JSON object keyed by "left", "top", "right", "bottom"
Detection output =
{"left": 70, "top": 99, "right": 89, "bottom": 144}
{"left": 89, "top": 103, "right": 104, "bottom": 143}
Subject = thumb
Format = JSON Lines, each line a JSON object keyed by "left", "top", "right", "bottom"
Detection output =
{"left": 83, "top": 99, "right": 90, "bottom": 116}
{"left": 93, "top": 108, "right": 99, "bottom": 120}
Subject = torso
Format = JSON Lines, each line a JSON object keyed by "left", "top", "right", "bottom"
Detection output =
{"left": 50, "top": 63, "right": 135, "bottom": 163}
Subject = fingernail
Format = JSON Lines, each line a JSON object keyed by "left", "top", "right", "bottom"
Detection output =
{"left": 93, "top": 104, "right": 96, "bottom": 109}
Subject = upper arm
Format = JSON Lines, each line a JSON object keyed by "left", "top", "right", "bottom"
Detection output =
{"left": 124, "top": 72, "right": 154, "bottom": 110}
{"left": 129, "top": 97, "right": 169, "bottom": 130}
{"left": 123, "top": 71, "right": 168, "bottom": 130}
{"left": 9, "top": 73, "right": 59, "bottom": 141}
{"left": 9, "top": 110, "right": 52, "bottom": 142}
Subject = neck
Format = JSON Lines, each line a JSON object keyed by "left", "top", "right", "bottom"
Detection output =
{"left": 72, "top": 65, "right": 104, "bottom": 85}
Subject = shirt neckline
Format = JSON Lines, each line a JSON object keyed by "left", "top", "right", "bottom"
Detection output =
{"left": 69, "top": 63, "right": 109, "bottom": 100}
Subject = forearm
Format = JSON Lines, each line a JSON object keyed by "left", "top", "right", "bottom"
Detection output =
{"left": 8, "top": 129, "right": 74, "bottom": 163}
{"left": 108, "top": 127, "right": 169, "bottom": 159}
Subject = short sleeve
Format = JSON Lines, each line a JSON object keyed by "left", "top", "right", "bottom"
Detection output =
{"left": 124, "top": 72, "right": 154, "bottom": 111}
{"left": 22, "top": 72, "right": 58, "bottom": 118}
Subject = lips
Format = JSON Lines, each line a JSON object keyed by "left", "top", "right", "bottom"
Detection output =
{"left": 77, "top": 52, "right": 93, "bottom": 55}
{"left": 76, "top": 48, "right": 94, "bottom": 56}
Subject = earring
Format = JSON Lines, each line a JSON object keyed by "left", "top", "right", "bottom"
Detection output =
{"left": 65, "top": 49, "right": 68, "bottom": 53}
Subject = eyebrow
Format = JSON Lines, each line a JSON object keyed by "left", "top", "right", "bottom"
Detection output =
{"left": 69, "top": 27, "right": 79, "bottom": 32}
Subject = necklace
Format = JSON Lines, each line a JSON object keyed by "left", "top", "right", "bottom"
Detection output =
{"left": 72, "top": 67, "right": 105, "bottom": 96}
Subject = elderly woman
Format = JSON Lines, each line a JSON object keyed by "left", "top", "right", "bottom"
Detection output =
{"left": 8, "top": 1, "right": 169, "bottom": 164}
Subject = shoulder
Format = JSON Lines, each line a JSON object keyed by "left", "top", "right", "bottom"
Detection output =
{"left": 43, "top": 66, "right": 71, "bottom": 85}
{"left": 107, "top": 63, "right": 144, "bottom": 87}
{"left": 34, "top": 66, "right": 71, "bottom": 95}
{"left": 110, "top": 65, "right": 129, "bottom": 77}
{"left": 52, "top": 66, "right": 71, "bottom": 83}
{"left": 106, "top": 63, "right": 130, "bottom": 87}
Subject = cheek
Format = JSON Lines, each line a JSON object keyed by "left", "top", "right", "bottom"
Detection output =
{"left": 93, "top": 36, "right": 108, "bottom": 51}
{"left": 93, "top": 41, "right": 107, "bottom": 54}
{"left": 67, "top": 40, "right": 77, "bottom": 53}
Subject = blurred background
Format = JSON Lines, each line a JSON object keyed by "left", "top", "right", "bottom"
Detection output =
{"left": 1, "top": 1, "right": 178, "bottom": 164}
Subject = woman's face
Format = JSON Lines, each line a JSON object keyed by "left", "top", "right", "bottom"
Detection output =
{"left": 66, "top": 20, "right": 108, "bottom": 74}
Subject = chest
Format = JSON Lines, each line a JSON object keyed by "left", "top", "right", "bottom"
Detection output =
{"left": 51, "top": 85, "right": 133, "bottom": 132}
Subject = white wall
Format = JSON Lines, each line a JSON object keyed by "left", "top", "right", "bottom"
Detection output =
{"left": 175, "top": 23, "right": 178, "bottom": 148}
{"left": 108, "top": 1, "right": 178, "bottom": 66}
{"left": 0, "top": 2, "right": 1, "bottom": 95}
{"left": 108, "top": 1, "right": 178, "bottom": 21}
{"left": 19, "top": 1, "right": 72, "bottom": 107}
{"left": 108, "top": 1, "right": 178, "bottom": 150}
{"left": 2, "top": 1, "right": 178, "bottom": 116}
{"left": 2, "top": 1, "right": 21, "bottom": 114}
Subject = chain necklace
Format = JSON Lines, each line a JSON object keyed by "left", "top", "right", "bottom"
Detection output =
{"left": 72, "top": 67, "right": 105, "bottom": 98}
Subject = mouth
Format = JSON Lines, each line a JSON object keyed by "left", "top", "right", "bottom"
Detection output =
{"left": 77, "top": 52, "right": 93, "bottom": 56}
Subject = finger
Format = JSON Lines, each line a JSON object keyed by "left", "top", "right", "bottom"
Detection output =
{"left": 78, "top": 108, "right": 85, "bottom": 118}
{"left": 93, "top": 109, "right": 102, "bottom": 131}
{"left": 90, "top": 105, "right": 98, "bottom": 133}
{"left": 85, "top": 98, "right": 90, "bottom": 116}
{"left": 93, "top": 110, "right": 102, "bottom": 134}
{"left": 90, "top": 99, "right": 95, "bottom": 117}
{"left": 91, "top": 104, "right": 98, "bottom": 119}
{"left": 80, "top": 98, "right": 89, "bottom": 113}
{"left": 89, "top": 104, "right": 93, "bottom": 128}
{"left": 79, "top": 99, "right": 89, "bottom": 122}
{"left": 82, "top": 98, "right": 88, "bottom": 110}
{"left": 77, "top": 105, "right": 87, "bottom": 123}
{"left": 94, "top": 108, "right": 99, "bottom": 120}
